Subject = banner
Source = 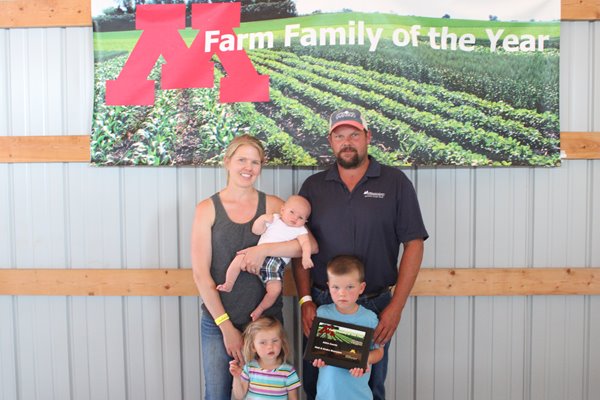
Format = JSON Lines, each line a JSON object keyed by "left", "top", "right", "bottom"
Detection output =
{"left": 91, "top": 0, "right": 560, "bottom": 167}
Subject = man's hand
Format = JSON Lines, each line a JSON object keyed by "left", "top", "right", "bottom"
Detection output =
{"left": 301, "top": 301, "right": 317, "bottom": 337}
{"left": 373, "top": 302, "right": 402, "bottom": 345}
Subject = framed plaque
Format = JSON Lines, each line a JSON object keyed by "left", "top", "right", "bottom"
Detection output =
{"left": 303, "top": 317, "right": 374, "bottom": 370}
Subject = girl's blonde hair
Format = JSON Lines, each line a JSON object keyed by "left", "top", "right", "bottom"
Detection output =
{"left": 223, "top": 134, "right": 266, "bottom": 165}
{"left": 242, "top": 316, "right": 291, "bottom": 364}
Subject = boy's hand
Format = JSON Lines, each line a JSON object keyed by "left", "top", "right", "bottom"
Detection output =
{"left": 312, "top": 359, "right": 326, "bottom": 368}
{"left": 349, "top": 364, "right": 370, "bottom": 377}
{"left": 229, "top": 360, "right": 243, "bottom": 377}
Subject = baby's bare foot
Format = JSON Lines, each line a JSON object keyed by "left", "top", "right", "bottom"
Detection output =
{"left": 216, "top": 283, "right": 232, "bottom": 292}
{"left": 250, "top": 306, "right": 264, "bottom": 321}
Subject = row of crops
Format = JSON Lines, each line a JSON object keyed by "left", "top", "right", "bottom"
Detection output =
{"left": 291, "top": 41, "right": 559, "bottom": 115}
{"left": 91, "top": 47, "right": 560, "bottom": 167}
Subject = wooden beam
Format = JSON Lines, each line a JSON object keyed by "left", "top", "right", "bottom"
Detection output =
{"left": 0, "top": 269, "right": 199, "bottom": 296}
{"left": 2, "top": 133, "right": 598, "bottom": 163}
{"left": 0, "top": 0, "right": 598, "bottom": 28}
{"left": 0, "top": 135, "right": 90, "bottom": 163}
{"left": 0, "top": 268, "right": 295, "bottom": 297}
{"left": 562, "top": 0, "right": 600, "bottom": 20}
{"left": 1, "top": 268, "right": 599, "bottom": 297}
{"left": 412, "top": 268, "right": 600, "bottom": 296}
{"left": 0, "top": 0, "right": 91, "bottom": 28}
{"left": 560, "top": 132, "right": 600, "bottom": 159}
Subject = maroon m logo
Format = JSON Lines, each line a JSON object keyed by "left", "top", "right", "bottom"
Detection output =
{"left": 105, "top": 3, "right": 269, "bottom": 106}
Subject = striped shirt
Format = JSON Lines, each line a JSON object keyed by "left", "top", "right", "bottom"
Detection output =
{"left": 241, "top": 360, "right": 302, "bottom": 399}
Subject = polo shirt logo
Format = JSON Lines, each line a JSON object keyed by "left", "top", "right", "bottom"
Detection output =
{"left": 363, "top": 190, "right": 385, "bottom": 199}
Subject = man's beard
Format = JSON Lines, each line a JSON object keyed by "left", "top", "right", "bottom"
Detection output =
{"left": 335, "top": 147, "right": 362, "bottom": 169}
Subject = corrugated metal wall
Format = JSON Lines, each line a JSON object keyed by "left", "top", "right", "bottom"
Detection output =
{"left": 1, "top": 22, "right": 599, "bottom": 400}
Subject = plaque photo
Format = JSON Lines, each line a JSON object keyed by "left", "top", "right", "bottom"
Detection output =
{"left": 304, "top": 317, "right": 374, "bottom": 370}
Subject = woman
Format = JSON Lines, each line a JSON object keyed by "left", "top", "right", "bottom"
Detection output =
{"left": 191, "top": 135, "right": 314, "bottom": 399}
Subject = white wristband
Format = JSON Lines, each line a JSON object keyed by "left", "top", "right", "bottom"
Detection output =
{"left": 298, "top": 295, "right": 313, "bottom": 306}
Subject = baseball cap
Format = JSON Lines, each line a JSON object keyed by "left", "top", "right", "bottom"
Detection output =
{"left": 328, "top": 108, "right": 368, "bottom": 134}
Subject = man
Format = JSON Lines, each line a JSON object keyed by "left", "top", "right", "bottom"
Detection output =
{"left": 293, "top": 108, "right": 429, "bottom": 400}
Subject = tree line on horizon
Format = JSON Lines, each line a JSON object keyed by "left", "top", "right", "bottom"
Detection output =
{"left": 94, "top": 0, "right": 297, "bottom": 31}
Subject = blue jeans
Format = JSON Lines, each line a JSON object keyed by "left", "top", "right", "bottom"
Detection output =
{"left": 200, "top": 313, "right": 233, "bottom": 400}
{"left": 302, "top": 286, "right": 392, "bottom": 400}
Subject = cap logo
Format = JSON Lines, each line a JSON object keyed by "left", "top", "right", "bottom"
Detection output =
{"left": 329, "top": 108, "right": 368, "bottom": 133}
{"left": 334, "top": 110, "right": 358, "bottom": 120}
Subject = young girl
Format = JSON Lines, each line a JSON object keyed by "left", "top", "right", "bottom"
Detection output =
{"left": 229, "top": 317, "right": 301, "bottom": 399}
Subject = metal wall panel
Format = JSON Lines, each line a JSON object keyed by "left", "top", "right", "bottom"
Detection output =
{"left": 1, "top": 22, "right": 600, "bottom": 400}
{"left": 561, "top": 22, "right": 598, "bottom": 132}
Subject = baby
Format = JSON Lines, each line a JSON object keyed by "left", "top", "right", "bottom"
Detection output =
{"left": 217, "top": 194, "right": 313, "bottom": 320}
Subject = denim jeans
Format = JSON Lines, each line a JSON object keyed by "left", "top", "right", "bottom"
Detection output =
{"left": 302, "top": 286, "right": 392, "bottom": 400}
{"left": 200, "top": 313, "right": 233, "bottom": 400}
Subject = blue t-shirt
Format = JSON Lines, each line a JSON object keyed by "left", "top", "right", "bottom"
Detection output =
{"left": 315, "top": 304, "right": 379, "bottom": 400}
{"left": 299, "top": 157, "right": 429, "bottom": 295}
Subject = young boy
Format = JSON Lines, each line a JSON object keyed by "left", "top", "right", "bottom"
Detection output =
{"left": 217, "top": 194, "right": 313, "bottom": 320}
{"left": 311, "top": 255, "right": 384, "bottom": 400}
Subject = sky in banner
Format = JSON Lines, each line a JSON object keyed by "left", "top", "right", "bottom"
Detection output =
{"left": 294, "top": 0, "right": 559, "bottom": 21}
{"left": 92, "top": 0, "right": 560, "bottom": 21}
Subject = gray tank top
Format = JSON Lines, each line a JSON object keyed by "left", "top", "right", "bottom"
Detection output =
{"left": 202, "top": 191, "right": 283, "bottom": 330}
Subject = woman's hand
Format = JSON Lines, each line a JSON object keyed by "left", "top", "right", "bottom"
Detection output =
{"left": 221, "top": 323, "right": 244, "bottom": 365}
{"left": 236, "top": 245, "right": 266, "bottom": 275}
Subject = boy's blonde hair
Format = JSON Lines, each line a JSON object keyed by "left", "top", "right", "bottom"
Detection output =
{"left": 326, "top": 255, "right": 365, "bottom": 282}
{"left": 242, "top": 316, "right": 291, "bottom": 364}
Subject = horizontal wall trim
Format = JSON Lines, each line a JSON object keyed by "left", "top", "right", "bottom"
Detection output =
{"left": 0, "top": 0, "right": 91, "bottom": 28}
{"left": 0, "top": 136, "right": 91, "bottom": 163}
{"left": 1, "top": 268, "right": 599, "bottom": 297}
{"left": 560, "top": 132, "right": 600, "bottom": 159}
{"left": 0, "top": 0, "right": 598, "bottom": 28}
{"left": 1, "top": 133, "right": 599, "bottom": 163}
{"left": 562, "top": 0, "right": 600, "bottom": 20}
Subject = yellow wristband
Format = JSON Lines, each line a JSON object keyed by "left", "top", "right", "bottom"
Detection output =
{"left": 214, "top": 313, "right": 230, "bottom": 326}
{"left": 298, "top": 295, "right": 313, "bottom": 307}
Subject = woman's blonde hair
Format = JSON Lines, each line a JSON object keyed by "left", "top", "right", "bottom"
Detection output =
{"left": 223, "top": 134, "right": 266, "bottom": 164}
{"left": 242, "top": 316, "right": 291, "bottom": 364}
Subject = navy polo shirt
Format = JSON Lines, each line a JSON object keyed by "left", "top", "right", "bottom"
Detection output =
{"left": 299, "top": 157, "right": 428, "bottom": 295}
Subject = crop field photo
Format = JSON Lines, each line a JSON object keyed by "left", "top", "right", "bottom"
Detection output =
{"left": 91, "top": 0, "right": 560, "bottom": 167}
